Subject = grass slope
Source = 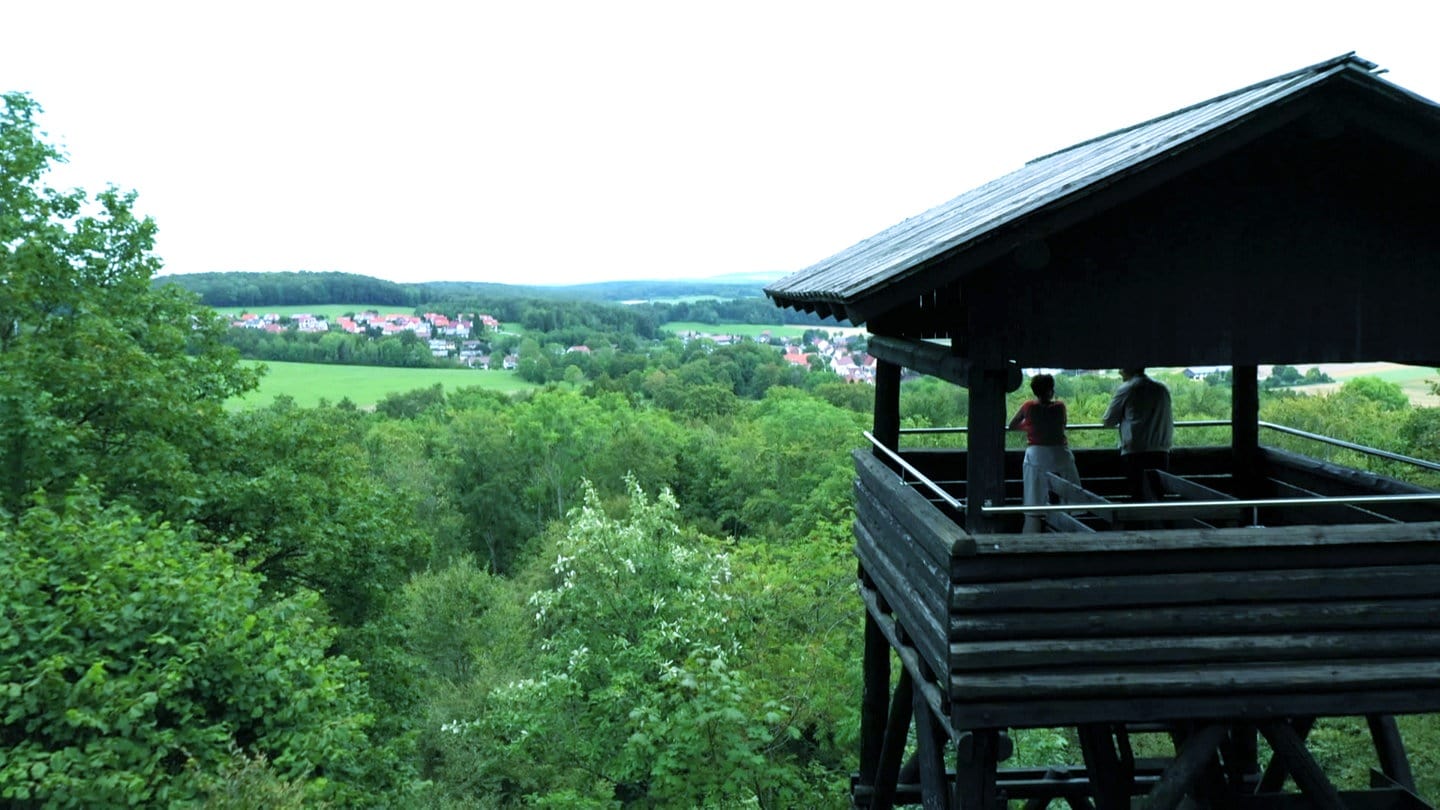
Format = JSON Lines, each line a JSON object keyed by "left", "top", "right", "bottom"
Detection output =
{"left": 228, "top": 361, "right": 535, "bottom": 410}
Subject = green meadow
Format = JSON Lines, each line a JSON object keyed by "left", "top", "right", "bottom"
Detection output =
{"left": 228, "top": 361, "right": 536, "bottom": 410}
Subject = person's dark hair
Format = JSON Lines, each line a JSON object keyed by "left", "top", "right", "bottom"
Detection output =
{"left": 1121, "top": 367, "right": 1146, "bottom": 378}
{"left": 1030, "top": 373, "right": 1056, "bottom": 402}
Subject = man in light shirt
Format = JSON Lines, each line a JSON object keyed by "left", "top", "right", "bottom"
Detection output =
{"left": 1101, "top": 368, "right": 1174, "bottom": 502}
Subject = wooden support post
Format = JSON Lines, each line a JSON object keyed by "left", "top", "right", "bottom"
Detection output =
{"left": 1256, "top": 716, "right": 1314, "bottom": 793}
{"left": 1258, "top": 720, "right": 1348, "bottom": 810}
{"left": 1076, "top": 724, "right": 1134, "bottom": 810}
{"left": 1232, "top": 364, "right": 1260, "bottom": 502}
{"left": 897, "top": 754, "right": 920, "bottom": 789}
{"left": 913, "top": 687, "right": 951, "bottom": 810}
{"left": 1221, "top": 723, "right": 1261, "bottom": 792}
{"left": 1145, "top": 723, "right": 1229, "bottom": 810}
{"left": 870, "top": 668, "right": 915, "bottom": 810}
{"left": 953, "top": 730, "right": 1000, "bottom": 810}
{"left": 874, "top": 360, "right": 902, "bottom": 455}
{"left": 966, "top": 364, "right": 1008, "bottom": 533}
{"left": 1366, "top": 714, "right": 1416, "bottom": 791}
{"left": 859, "top": 610, "right": 892, "bottom": 793}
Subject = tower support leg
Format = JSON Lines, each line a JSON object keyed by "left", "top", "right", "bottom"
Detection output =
{"left": 1366, "top": 714, "right": 1416, "bottom": 792}
{"left": 953, "top": 730, "right": 1000, "bottom": 809}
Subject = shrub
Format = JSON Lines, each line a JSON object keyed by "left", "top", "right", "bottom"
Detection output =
{"left": 0, "top": 489, "right": 394, "bottom": 806}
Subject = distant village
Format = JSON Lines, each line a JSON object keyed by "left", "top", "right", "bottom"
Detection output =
{"left": 225, "top": 312, "right": 1350, "bottom": 390}
{"left": 229, "top": 310, "right": 520, "bottom": 369}
{"left": 671, "top": 329, "right": 879, "bottom": 383}
{"left": 229, "top": 310, "right": 881, "bottom": 381}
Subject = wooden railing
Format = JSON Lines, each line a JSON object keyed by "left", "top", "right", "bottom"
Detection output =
{"left": 853, "top": 444, "right": 1440, "bottom": 734}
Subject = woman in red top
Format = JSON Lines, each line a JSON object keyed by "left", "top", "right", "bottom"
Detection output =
{"left": 1008, "top": 373, "right": 1081, "bottom": 533}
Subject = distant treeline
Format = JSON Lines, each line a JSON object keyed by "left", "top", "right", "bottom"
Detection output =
{"left": 646, "top": 296, "right": 832, "bottom": 327}
{"left": 158, "top": 271, "right": 838, "bottom": 327}
{"left": 158, "top": 271, "right": 418, "bottom": 307}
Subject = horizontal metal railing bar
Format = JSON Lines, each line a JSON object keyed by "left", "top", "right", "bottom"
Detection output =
{"left": 898, "top": 420, "right": 1440, "bottom": 473}
{"left": 862, "top": 431, "right": 964, "bottom": 511}
{"left": 878, "top": 420, "right": 1440, "bottom": 517}
{"left": 981, "top": 492, "right": 1440, "bottom": 515}
{"left": 1258, "top": 420, "right": 1440, "bottom": 473}
{"left": 899, "top": 420, "right": 1231, "bottom": 435}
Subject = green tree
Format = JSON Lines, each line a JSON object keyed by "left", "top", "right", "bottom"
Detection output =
{"left": 1266, "top": 364, "right": 1304, "bottom": 388}
{"left": 375, "top": 382, "right": 447, "bottom": 419}
{"left": 0, "top": 92, "right": 257, "bottom": 514}
{"left": 393, "top": 556, "right": 528, "bottom": 685}
{"left": 448, "top": 399, "right": 541, "bottom": 574}
{"left": 0, "top": 489, "right": 404, "bottom": 806}
{"left": 195, "top": 400, "right": 428, "bottom": 626}
{"left": 1338, "top": 375, "right": 1410, "bottom": 411}
{"left": 718, "top": 388, "right": 864, "bottom": 537}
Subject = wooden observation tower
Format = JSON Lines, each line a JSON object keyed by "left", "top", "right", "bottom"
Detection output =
{"left": 766, "top": 54, "right": 1440, "bottom": 809}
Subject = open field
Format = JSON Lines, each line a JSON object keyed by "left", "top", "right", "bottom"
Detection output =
{"left": 661, "top": 321, "right": 866, "bottom": 340}
{"left": 213, "top": 303, "right": 405, "bottom": 319}
{"left": 227, "top": 361, "right": 536, "bottom": 410}
{"left": 1272, "top": 363, "right": 1439, "bottom": 407}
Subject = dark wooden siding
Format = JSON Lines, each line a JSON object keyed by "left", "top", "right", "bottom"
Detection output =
{"left": 853, "top": 449, "right": 970, "bottom": 685}
{"left": 853, "top": 448, "right": 1440, "bottom": 733}
{"left": 948, "top": 522, "right": 1440, "bottom": 730}
{"left": 955, "top": 113, "right": 1440, "bottom": 369}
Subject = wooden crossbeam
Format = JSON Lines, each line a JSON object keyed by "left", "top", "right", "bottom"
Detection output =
{"left": 1043, "top": 472, "right": 1096, "bottom": 533}
{"left": 1144, "top": 723, "right": 1230, "bottom": 810}
{"left": 1047, "top": 476, "right": 1119, "bottom": 527}
{"left": 1259, "top": 720, "right": 1348, "bottom": 810}
{"left": 870, "top": 667, "right": 914, "bottom": 810}
{"left": 1269, "top": 479, "right": 1403, "bottom": 525}
{"left": 866, "top": 335, "right": 1022, "bottom": 392}
{"left": 1153, "top": 469, "right": 1244, "bottom": 527}
{"left": 1044, "top": 509, "right": 1097, "bottom": 533}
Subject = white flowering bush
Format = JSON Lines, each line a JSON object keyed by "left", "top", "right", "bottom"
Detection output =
{"left": 435, "top": 476, "right": 805, "bottom": 806}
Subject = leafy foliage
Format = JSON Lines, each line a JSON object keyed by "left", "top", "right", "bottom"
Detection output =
{"left": 1337, "top": 375, "right": 1410, "bottom": 411}
{"left": 0, "top": 92, "right": 257, "bottom": 515}
{"left": 193, "top": 399, "right": 428, "bottom": 626}
{"left": 429, "top": 479, "right": 814, "bottom": 806}
{"left": 0, "top": 490, "right": 399, "bottom": 806}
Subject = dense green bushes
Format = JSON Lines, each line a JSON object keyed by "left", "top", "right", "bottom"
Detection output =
{"left": 0, "top": 491, "right": 402, "bottom": 807}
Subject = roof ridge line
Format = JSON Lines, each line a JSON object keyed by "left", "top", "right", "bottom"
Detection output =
{"left": 1026, "top": 52, "right": 1375, "bottom": 165}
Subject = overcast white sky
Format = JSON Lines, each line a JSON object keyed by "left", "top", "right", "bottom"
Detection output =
{"left": 4, "top": 1, "right": 1437, "bottom": 286}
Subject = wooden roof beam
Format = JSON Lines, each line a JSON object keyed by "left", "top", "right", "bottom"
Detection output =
{"left": 868, "top": 335, "right": 1022, "bottom": 392}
